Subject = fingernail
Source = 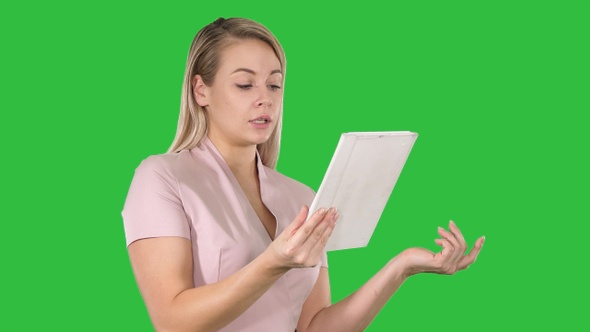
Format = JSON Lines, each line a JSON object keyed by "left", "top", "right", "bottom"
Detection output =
{"left": 319, "top": 208, "right": 326, "bottom": 215}
{"left": 438, "top": 226, "right": 444, "bottom": 231}
{"left": 333, "top": 213, "right": 339, "bottom": 221}
{"left": 331, "top": 208, "right": 338, "bottom": 216}
{"left": 450, "top": 220, "right": 455, "bottom": 226}
{"left": 300, "top": 206, "right": 305, "bottom": 213}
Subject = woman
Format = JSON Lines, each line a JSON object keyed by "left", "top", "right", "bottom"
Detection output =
{"left": 123, "top": 17, "right": 485, "bottom": 332}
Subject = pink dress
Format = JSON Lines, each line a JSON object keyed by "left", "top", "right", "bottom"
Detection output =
{"left": 122, "top": 137, "right": 327, "bottom": 331}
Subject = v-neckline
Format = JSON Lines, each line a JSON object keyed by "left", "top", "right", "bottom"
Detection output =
{"left": 203, "top": 138, "right": 279, "bottom": 242}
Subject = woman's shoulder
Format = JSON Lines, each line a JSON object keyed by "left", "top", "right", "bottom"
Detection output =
{"left": 131, "top": 149, "right": 210, "bottom": 186}
{"left": 135, "top": 150, "right": 193, "bottom": 173}
{"left": 261, "top": 166, "right": 316, "bottom": 198}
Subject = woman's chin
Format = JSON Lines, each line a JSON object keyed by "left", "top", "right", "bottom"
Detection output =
{"left": 251, "top": 136, "right": 271, "bottom": 146}
{"left": 248, "top": 131, "right": 273, "bottom": 145}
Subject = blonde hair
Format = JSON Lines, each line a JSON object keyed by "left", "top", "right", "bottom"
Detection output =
{"left": 168, "top": 17, "right": 286, "bottom": 169}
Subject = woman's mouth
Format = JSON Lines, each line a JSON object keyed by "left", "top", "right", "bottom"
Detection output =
{"left": 249, "top": 115, "right": 272, "bottom": 128}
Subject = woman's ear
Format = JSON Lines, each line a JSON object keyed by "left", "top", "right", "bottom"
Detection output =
{"left": 192, "top": 75, "right": 209, "bottom": 107}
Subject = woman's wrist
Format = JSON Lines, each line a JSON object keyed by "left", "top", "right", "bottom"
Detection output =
{"left": 382, "top": 253, "right": 409, "bottom": 281}
{"left": 258, "top": 248, "right": 292, "bottom": 277}
{"left": 392, "top": 249, "right": 422, "bottom": 279}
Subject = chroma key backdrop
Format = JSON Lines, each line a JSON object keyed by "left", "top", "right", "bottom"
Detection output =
{"left": 1, "top": 0, "right": 588, "bottom": 331}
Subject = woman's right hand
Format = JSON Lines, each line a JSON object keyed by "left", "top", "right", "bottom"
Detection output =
{"left": 266, "top": 206, "right": 338, "bottom": 271}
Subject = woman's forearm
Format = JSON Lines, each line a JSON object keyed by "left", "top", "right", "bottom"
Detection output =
{"left": 134, "top": 207, "right": 336, "bottom": 332}
{"left": 305, "top": 255, "right": 408, "bottom": 332}
{"left": 303, "top": 222, "right": 485, "bottom": 332}
{"left": 129, "top": 237, "right": 289, "bottom": 332}
{"left": 157, "top": 250, "right": 287, "bottom": 332}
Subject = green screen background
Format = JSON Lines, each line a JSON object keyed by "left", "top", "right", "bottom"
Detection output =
{"left": 1, "top": 0, "right": 588, "bottom": 330}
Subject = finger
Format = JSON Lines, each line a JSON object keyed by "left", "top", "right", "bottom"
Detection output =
{"left": 437, "top": 226, "right": 459, "bottom": 251}
{"left": 310, "top": 210, "right": 337, "bottom": 251}
{"left": 447, "top": 221, "right": 468, "bottom": 265}
{"left": 438, "top": 225, "right": 467, "bottom": 264}
{"left": 299, "top": 208, "right": 336, "bottom": 249}
{"left": 434, "top": 238, "right": 453, "bottom": 259}
{"left": 448, "top": 220, "right": 467, "bottom": 252}
{"left": 307, "top": 212, "right": 338, "bottom": 265}
{"left": 282, "top": 205, "right": 308, "bottom": 237}
{"left": 289, "top": 207, "right": 329, "bottom": 246}
{"left": 458, "top": 236, "right": 485, "bottom": 270}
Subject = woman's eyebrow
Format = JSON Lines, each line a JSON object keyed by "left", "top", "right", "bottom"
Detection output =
{"left": 231, "top": 68, "right": 283, "bottom": 75}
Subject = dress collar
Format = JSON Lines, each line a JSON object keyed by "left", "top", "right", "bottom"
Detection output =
{"left": 201, "top": 136, "right": 268, "bottom": 182}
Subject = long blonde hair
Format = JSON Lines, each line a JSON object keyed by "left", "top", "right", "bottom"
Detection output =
{"left": 168, "top": 17, "right": 286, "bottom": 169}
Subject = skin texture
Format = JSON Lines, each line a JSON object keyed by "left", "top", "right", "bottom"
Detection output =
{"left": 128, "top": 39, "right": 485, "bottom": 332}
{"left": 297, "top": 221, "right": 484, "bottom": 332}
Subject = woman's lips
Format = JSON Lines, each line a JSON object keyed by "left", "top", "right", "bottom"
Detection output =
{"left": 249, "top": 115, "right": 271, "bottom": 128}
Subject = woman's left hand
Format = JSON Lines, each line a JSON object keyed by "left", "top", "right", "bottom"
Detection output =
{"left": 399, "top": 220, "right": 485, "bottom": 277}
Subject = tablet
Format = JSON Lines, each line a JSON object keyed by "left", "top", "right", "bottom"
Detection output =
{"left": 308, "top": 131, "right": 418, "bottom": 251}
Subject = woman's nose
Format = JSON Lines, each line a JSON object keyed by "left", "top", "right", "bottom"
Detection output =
{"left": 256, "top": 88, "right": 273, "bottom": 107}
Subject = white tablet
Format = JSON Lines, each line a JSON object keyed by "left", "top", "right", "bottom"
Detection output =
{"left": 308, "top": 131, "right": 418, "bottom": 251}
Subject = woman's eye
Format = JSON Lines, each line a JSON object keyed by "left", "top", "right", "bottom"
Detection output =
{"left": 269, "top": 84, "right": 282, "bottom": 90}
{"left": 236, "top": 84, "right": 252, "bottom": 90}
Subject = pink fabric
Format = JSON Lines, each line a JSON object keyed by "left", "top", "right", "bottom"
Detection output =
{"left": 122, "top": 137, "right": 327, "bottom": 331}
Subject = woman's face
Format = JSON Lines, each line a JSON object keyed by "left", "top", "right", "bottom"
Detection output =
{"left": 195, "top": 39, "right": 283, "bottom": 148}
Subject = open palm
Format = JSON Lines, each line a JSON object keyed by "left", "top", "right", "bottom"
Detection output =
{"left": 400, "top": 221, "right": 485, "bottom": 276}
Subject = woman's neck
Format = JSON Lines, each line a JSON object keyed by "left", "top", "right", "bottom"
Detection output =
{"left": 207, "top": 133, "right": 257, "bottom": 180}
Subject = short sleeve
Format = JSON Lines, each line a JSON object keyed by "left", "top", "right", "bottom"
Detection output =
{"left": 122, "top": 156, "right": 191, "bottom": 247}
